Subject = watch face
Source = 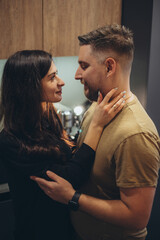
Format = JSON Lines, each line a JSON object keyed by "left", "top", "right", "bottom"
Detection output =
{"left": 68, "top": 200, "right": 79, "bottom": 211}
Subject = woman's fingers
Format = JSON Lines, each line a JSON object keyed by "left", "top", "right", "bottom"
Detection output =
{"left": 101, "top": 88, "right": 119, "bottom": 104}
{"left": 97, "top": 91, "right": 103, "bottom": 104}
{"left": 109, "top": 98, "right": 126, "bottom": 115}
{"left": 108, "top": 90, "right": 126, "bottom": 107}
{"left": 98, "top": 88, "right": 126, "bottom": 107}
{"left": 30, "top": 176, "right": 53, "bottom": 189}
{"left": 46, "top": 170, "right": 62, "bottom": 182}
{"left": 88, "top": 88, "right": 127, "bottom": 129}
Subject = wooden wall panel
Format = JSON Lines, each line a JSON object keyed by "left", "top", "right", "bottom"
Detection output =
{"left": 0, "top": 0, "right": 43, "bottom": 59}
{"left": 43, "top": 0, "right": 122, "bottom": 56}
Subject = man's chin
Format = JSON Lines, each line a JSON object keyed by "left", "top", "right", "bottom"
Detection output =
{"left": 84, "top": 89, "right": 98, "bottom": 102}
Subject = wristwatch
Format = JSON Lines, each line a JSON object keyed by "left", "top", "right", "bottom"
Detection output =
{"left": 68, "top": 191, "right": 81, "bottom": 211}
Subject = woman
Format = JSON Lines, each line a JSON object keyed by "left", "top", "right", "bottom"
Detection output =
{"left": 0, "top": 50, "right": 125, "bottom": 240}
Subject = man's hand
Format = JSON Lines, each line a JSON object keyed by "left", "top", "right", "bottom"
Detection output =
{"left": 30, "top": 171, "right": 75, "bottom": 204}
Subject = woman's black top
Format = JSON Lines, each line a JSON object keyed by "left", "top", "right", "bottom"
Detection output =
{"left": 0, "top": 129, "right": 95, "bottom": 240}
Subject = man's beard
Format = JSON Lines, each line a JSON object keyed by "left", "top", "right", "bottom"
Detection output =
{"left": 84, "top": 87, "right": 99, "bottom": 101}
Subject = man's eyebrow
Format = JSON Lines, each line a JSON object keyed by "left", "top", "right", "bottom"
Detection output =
{"left": 78, "top": 61, "right": 88, "bottom": 64}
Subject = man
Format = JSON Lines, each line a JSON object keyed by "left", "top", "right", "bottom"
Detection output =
{"left": 32, "top": 24, "right": 160, "bottom": 240}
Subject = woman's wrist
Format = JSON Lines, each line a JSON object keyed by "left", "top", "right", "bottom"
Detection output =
{"left": 89, "top": 121, "right": 104, "bottom": 132}
{"left": 83, "top": 123, "right": 103, "bottom": 151}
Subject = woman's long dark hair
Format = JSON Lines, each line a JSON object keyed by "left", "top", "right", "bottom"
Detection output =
{"left": 0, "top": 50, "right": 73, "bottom": 156}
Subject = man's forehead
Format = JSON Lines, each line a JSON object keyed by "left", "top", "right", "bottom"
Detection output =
{"left": 78, "top": 46, "right": 96, "bottom": 63}
{"left": 79, "top": 44, "right": 91, "bottom": 51}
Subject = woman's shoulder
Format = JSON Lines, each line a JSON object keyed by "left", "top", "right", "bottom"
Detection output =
{"left": 0, "top": 129, "right": 20, "bottom": 148}
{"left": 0, "top": 129, "right": 9, "bottom": 142}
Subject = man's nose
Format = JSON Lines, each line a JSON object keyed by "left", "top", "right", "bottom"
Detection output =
{"left": 75, "top": 67, "right": 82, "bottom": 80}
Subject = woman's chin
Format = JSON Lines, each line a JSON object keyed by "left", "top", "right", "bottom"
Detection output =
{"left": 53, "top": 96, "right": 62, "bottom": 103}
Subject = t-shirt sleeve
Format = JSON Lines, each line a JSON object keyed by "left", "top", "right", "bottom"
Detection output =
{"left": 115, "top": 132, "right": 160, "bottom": 188}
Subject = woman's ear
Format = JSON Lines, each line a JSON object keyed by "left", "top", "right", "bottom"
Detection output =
{"left": 105, "top": 58, "right": 116, "bottom": 77}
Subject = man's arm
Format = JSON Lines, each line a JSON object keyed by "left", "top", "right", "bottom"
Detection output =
{"left": 78, "top": 186, "right": 155, "bottom": 230}
{"left": 31, "top": 171, "right": 155, "bottom": 230}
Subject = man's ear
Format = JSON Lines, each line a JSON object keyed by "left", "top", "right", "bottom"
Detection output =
{"left": 104, "top": 58, "right": 116, "bottom": 76}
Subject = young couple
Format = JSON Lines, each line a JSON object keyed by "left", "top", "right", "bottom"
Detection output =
{"left": 0, "top": 24, "right": 159, "bottom": 240}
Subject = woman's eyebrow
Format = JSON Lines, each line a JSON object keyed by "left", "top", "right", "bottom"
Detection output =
{"left": 48, "top": 71, "right": 56, "bottom": 77}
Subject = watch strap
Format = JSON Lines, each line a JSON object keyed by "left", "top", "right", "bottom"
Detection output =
{"left": 68, "top": 191, "right": 81, "bottom": 211}
{"left": 72, "top": 191, "right": 81, "bottom": 202}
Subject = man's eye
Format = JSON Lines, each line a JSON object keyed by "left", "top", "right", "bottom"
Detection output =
{"left": 81, "top": 65, "right": 88, "bottom": 70}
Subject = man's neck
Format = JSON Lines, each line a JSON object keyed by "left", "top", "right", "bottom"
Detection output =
{"left": 124, "top": 91, "right": 134, "bottom": 103}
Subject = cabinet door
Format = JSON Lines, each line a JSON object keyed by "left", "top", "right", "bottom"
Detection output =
{"left": 0, "top": 0, "right": 43, "bottom": 59}
{"left": 43, "top": 0, "right": 122, "bottom": 56}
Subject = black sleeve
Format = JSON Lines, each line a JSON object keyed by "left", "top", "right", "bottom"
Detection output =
{"left": 0, "top": 132, "right": 95, "bottom": 189}
{"left": 39, "top": 144, "right": 95, "bottom": 188}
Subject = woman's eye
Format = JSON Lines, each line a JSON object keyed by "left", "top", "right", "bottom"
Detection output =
{"left": 50, "top": 71, "right": 58, "bottom": 81}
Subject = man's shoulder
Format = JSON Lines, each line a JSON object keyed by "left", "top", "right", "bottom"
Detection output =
{"left": 99, "top": 96, "right": 159, "bottom": 149}
{"left": 123, "top": 96, "right": 158, "bottom": 136}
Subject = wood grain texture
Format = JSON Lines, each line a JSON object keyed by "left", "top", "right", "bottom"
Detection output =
{"left": 0, "top": 0, "right": 43, "bottom": 59}
{"left": 43, "top": 0, "right": 122, "bottom": 56}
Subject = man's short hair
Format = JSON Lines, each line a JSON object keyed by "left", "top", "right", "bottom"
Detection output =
{"left": 78, "top": 24, "right": 134, "bottom": 62}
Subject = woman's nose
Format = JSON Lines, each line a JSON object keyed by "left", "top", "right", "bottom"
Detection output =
{"left": 57, "top": 76, "right": 65, "bottom": 86}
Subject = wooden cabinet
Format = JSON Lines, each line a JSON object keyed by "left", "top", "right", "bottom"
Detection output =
{"left": 43, "top": 0, "right": 122, "bottom": 56}
{"left": 0, "top": 0, "right": 122, "bottom": 58}
{"left": 0, "top": 0, "right": 43, "bottom": 59}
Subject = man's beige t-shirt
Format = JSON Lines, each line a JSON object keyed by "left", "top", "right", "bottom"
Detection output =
{"left": 71, "top": 96, "right": 160, "bottom": 240}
